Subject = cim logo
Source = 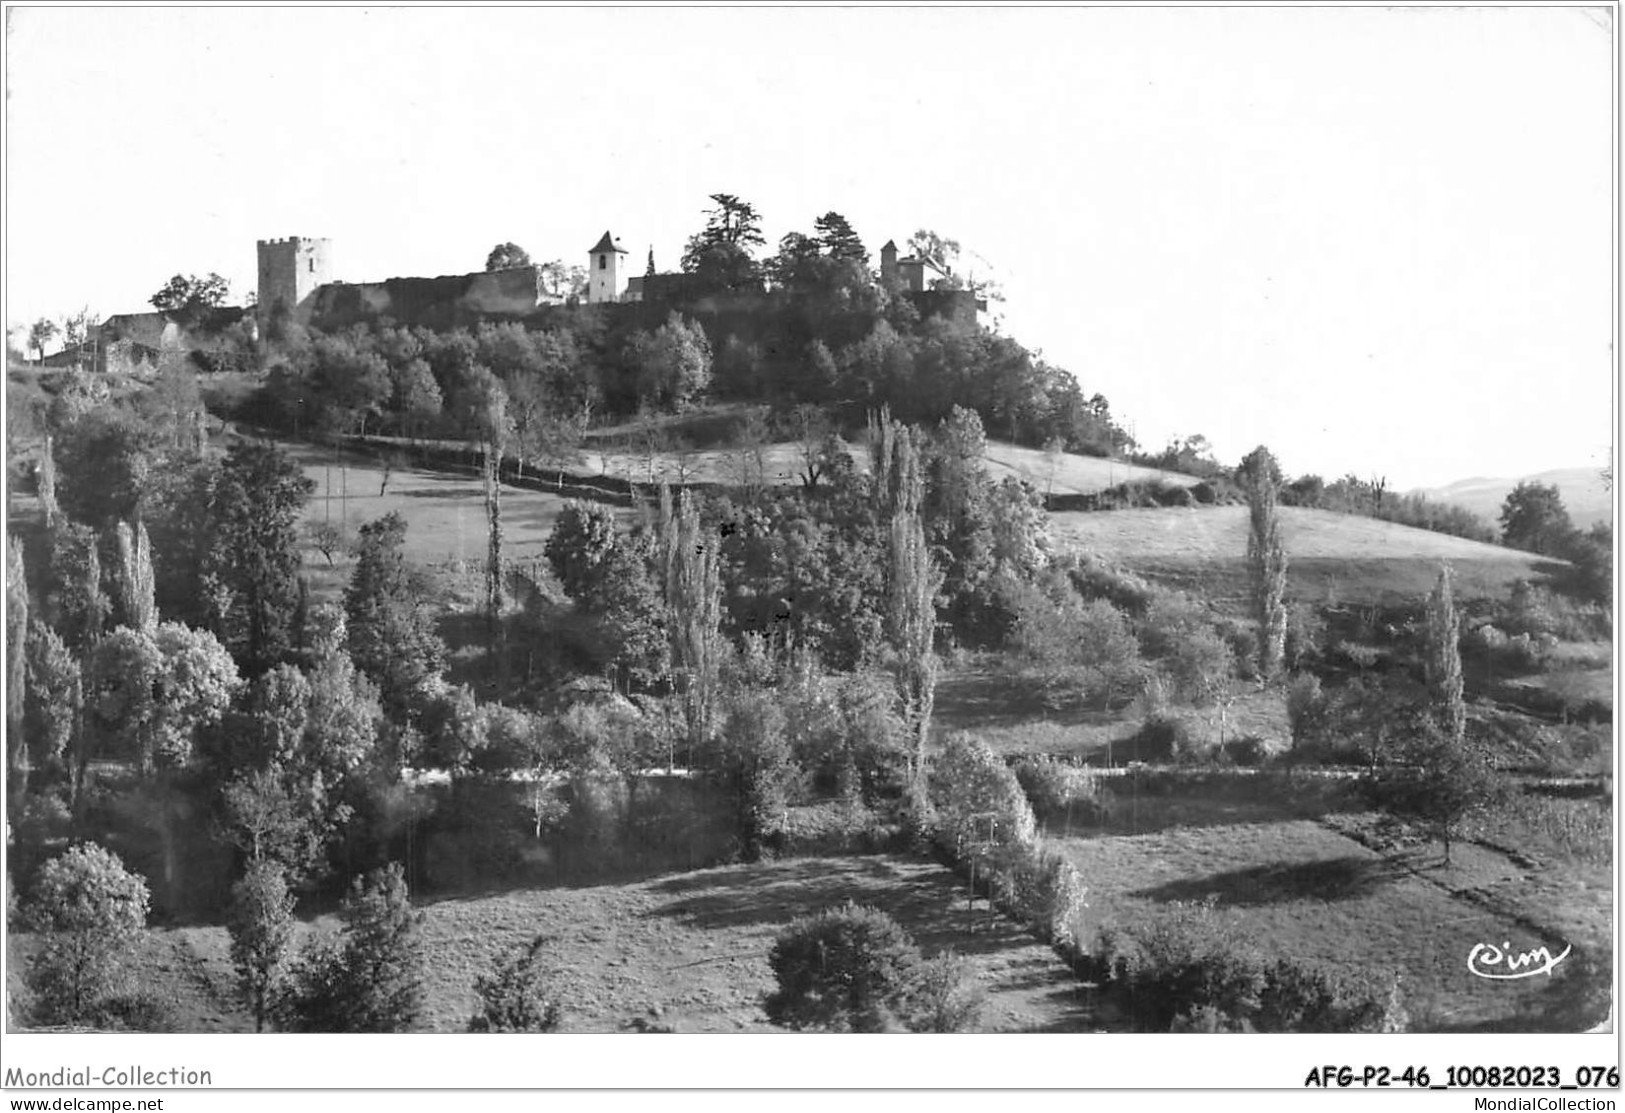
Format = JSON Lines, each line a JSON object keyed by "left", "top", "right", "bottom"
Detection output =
{"left": 1467, "top": 940, "right": 1572, "bottom": 981}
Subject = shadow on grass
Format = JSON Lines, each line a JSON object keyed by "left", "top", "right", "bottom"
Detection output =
{"left": 1130, "top": 855, "right": 1403, "bottom": 907}
{"left": 643, "top": 855, "right": 1063, "bottom": 960}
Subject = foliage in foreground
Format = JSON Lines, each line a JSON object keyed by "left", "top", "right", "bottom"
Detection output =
{"left": 468, "top": 937, "right": 563, "bottom": 1032}
{"left": 764, "top": 902, "right": 984, "bottom": 1033}
{"left": 275, "top": 862, "right": 425, "bottom": 1033}
{"left": 1097, "top": 898, "right": 1407, "bottom": 1033}
{"left": 24, "top": 843, "right": 151, "bottom": 1027}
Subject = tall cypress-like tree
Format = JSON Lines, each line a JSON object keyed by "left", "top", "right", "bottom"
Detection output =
{"left": 1240, "top": 446, "right": 1289, "bottom": 678}
{"left": 115, "top": 520, "right": 157, "bottom": 632}
{"left": 660, "top": 486, "right": 723, "bottom": 762}
{"left": 880, "top": 420, "right": 942, "bottom": 788}
{"left": 7, "top": 538, "right": 30, "bottom": 793}
{"left": 1423, "top": 565, "right": 1466, "bottom": 747}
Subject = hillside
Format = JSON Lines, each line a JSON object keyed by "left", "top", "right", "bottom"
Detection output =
{"left": 1050, "top": 505, "right": 1559, "bottom": 606}
{"left": 576, "top": 436, "right": 1195, "bottom": 496}
{"left": 1410, "top": 467, "right": 1613, "bottom": 531}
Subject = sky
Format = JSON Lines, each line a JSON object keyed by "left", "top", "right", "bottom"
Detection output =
{"left": 4, "top": 5, "right": 1616, "bottom": 490}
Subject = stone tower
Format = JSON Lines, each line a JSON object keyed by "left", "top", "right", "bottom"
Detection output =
{"left": 257, "top": 236, "right": 333, "bottom": 324}
{"left": 880, "top": 240, "right": 899, "bottom": 286}
{"left": 587, "top": 231, "right": 629, "bottom": 304}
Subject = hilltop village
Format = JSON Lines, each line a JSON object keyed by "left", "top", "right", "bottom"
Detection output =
{"left": 91, "top": 223, "right": 986, "bottom": 379}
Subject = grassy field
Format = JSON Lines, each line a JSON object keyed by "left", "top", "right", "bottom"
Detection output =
{"left": 6, "top": 855, "right": 1090, "bottom": 1033}
{"left": 1047, "top": 797, "right": 1608, "bottom": 1032}
{"left": 575, "top": 436, "right": 1196, "bottom": 497}
{"left": 1051, "top": 505, "right": 1559, "bottom": 606}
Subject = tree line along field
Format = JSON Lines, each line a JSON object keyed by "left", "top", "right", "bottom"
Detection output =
{"left": 4, "top": 293, "right": 1611, "bottom": 1037}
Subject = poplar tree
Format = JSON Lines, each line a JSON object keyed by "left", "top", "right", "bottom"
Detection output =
{"left": 879, "top": 420, "right": 942, "bottom": 788}
{"left": 1240, "top": 446, "right": 1289, "bottom": 678}
{"left": 7, "top": 538, "right": 30, "bottom": 792}
{"left": 115, "top": 520, "right": 157, "bottom": 632}
{"left": 1423, "top": 565, "right": 1466, "bottom": 747}
{"left": 660, "top": 486, "right": 723, "bottom": 762}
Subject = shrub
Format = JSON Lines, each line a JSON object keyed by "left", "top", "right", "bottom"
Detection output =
{"left": 1015, "top": 757, "right": 1112, "bottom": 825}
{"left": 901, "top": 950, "right": 986, "bottom": 1033}
{"left": 1126, "top": 712, "right": 1200, "bottom": 763}
{"left": 25, "top": 843, "right": 151, "bottom": 1027}
{"left": 468, "top": 938, "right": 563, "bottom": 1032}
{"left": 984, "top": 844, "right": 1089, "bottom": 950}
{"left": 1096, "top": 898, "right": 1264, "bottom": 1032}
{"left": 276, "top": 862, "right": 425, "bottom": 1033}
{"left": 763, "top": 902, "right": 922, "bottom": 1033}
{"left": 1255, "top": 958, "right": 1398, "bottom": 1033}
{"left": 929, "top": 734, "right": 1037, "bottom": 851}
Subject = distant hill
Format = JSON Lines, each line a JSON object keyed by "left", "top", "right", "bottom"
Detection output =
{"left": 1409, "top": 467, "right": 1613, "bottom": 531}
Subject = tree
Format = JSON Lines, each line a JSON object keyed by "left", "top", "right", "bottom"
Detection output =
{"left": 88, "top": 621, "right": 240, "bottom": 775}
{"left": 814, "top": 211, "right": 868, "bottom": 265}
{"left": 1499, "top": 481, "right": 1574, "bottom": 556}
{"left": 1375, "top": 566, "right": 1500, "bottom": 865}
{"left": 343, "top": 513, "right": 446, "bottom": 726}
{"left": 149, "top": 273, "right": 229, "bottom": 322}
{"left": 1422, "top": 565, "right": 1466, "bottom": 747}
{"left": 28, "top": 318, "right": 59, "bottom": 364}
{"left": 25, "top": 619, "right": 82, "bottom": 779}
{"left": 227, "top": 860, "right": 296, "bottom": 1033}
{"left": 628, "top": 313, "right": 712, "bottom": 412}
{"left": 468, "top": 938, "right": 562, "bottom": 1032}
{"left": 710, "top": 688, "right": 795, "bottom": 861}
{"left": 662, "top": 488, "right": 724, "bottom": 760}
{"left": 7, "top": 539, "right": 29, "bottom": 790}
{"left": 206, "top": 444, "right": 316, "bottom": 674}
{"left": 114, "top": 520, "right": 156, "bottom": 632}
{"left": 907, "top": 229, "right": 961, "bottom": 276}
{"left": 277, "top": 862, "right": 425, "bottom": 1032}
{"left": 536, "top": 260, "right": 588, "bottom": 301}
{"left": 1239, "top": 446, "right": 1289, "bottom": 678}
{"left": 880, "top": 423, "right": 942, "bottom": 788}
{"left": 681, "top": 194, "right": 766, "bottom": 292}
{"left": 484, "top": 243, "right": 532, "bottom": 271}
{"left": 63, "top": 306, "right": 96, "bottom": 366}
{"left": 25, "top": 843, "right": 151, "bottom": 1025}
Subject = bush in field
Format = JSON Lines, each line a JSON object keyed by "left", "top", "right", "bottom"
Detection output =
{"left": 1255, "top": 958, "right": 1401, "bottom": 1034}
{"left": 276, "top": 863, "right": 425, "bottom": 1033}
{"left": 24, "top": 843, "right": 151, "bottom": 1027}
{"left": 929, "top": 734, "right": 1037, "bottom": 851}
{"left": 1097, "top": 898, "right": 1264, "bottom": 1032}
{"left": 1015, "top": 757, "right": 1112, "bottom": 825}
{"left": 764, "top": 902, "right": 922, "bottom": 1032}
{"left": 1128, "top": 711, "right": 1201, "bottom": 764}
{"left": 902, "top": 950, "right": 986, "bottom": 1033}
{"left": 764, "top": 903, "right": 982, "bottom": 1033}
{"left": 468, "top": 938, "right": 563, "bottom": 1032}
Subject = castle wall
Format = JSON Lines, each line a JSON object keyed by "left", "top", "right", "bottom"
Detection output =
{"left": 307, "top": 266, "right": 543, "bottom": 329}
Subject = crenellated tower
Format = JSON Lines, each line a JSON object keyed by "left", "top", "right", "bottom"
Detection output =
{"left": 257, "top": 236, "right": 332, "bottom": 323}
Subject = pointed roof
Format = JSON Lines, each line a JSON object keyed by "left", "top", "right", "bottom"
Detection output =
{"left": 881, "top": 239, "right": 898, "bottom": 252}
{"left": 589, "top": 230, "right": 628, "bottom": 254}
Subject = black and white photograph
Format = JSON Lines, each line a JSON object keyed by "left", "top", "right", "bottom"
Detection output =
{"left": 0, "top": 2, "right": 1616, "bottom": 1101}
